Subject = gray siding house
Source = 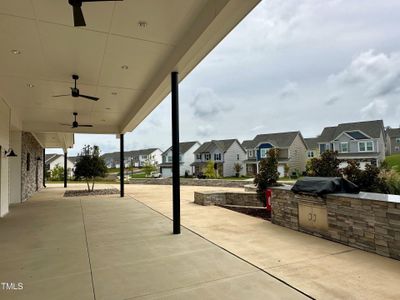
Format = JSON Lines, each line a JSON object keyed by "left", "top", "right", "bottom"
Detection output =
{"left": 386, "top": 128, "right": 400, "bottom": 155}
{"left": 242, "top": 131, "right": 308, "bottom": 177}
{"left": 102, "top": 148, "right": 162, "bottom": 168}
{"left": 191, "top": 139, "right": 246, "bottom": 177}
{"left": 316, "top": 120, "right": 386, "bottom": 168}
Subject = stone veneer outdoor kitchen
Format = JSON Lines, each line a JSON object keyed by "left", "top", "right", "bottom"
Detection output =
{"left": 271, "top": 186, "right": 400, "bottom": 260}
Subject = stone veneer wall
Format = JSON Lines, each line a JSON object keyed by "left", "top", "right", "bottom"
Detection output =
{"left": 129, "top": 178, "right": 248, "bottom": 188}
{"left": 194, "top": 191, "right": 262, "bottom": 207}
{"left": 21, "top": 132, "right": 43, "bottom": 201}
{"left": 271, "top": 187, "right": 400, "bottom": 260}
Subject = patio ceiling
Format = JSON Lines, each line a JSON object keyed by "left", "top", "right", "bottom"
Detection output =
{"left": 0, "top": 0, "right": 260, "bottom": 142}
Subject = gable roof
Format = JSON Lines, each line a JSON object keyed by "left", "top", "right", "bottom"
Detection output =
{"left": 318, "top": 120, "right": 384, "bottom": 142}
{"left": 101, "top": 148, "right": 161, "bottom": 162}
{"left": 45, "top": 154, "right": 62, "bottom": 164}
{"left": 304, "top": 138, "right": 319, "bottom": 150}
{"left": 194, "top": 139, "right": 238, "bottom": 154}
{"left": 241, "top": 140, "right": 254, "bottom": 150}
{"left": 387, "top": 128, "right": 400, "bottom": 138}
{"left": 251, "top": 131, "right": 300, "bottom": 148}
{"left": 162, "top": 141, "right": 199, "bottom": 156}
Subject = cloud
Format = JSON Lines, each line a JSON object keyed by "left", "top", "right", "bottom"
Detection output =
{"left": 190, "top": 88, "right": 233, "bottom": 119}
{"left": 278, "top": 81, "right": 298, "bottom": 99}
{"left": 196, "top": 124, "right": 214, "bottom": 137}
{"left": 325, "top": 95, "right": 340, "bottom": 106}
{"left": 360, "top": 98, "right": 388, "bottom": 119}
{"left": 250, "top": 125, "right": 265, "bottom": 132}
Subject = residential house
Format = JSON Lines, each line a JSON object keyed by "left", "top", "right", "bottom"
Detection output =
{"left": 45, "top": 154, "right": 75, "bottom": 177}
{"left": 242, "top": 131, "right": 307, "bottom": 177}
{"left": 159, "top": 141, "right": 201, "bottom": 177}
{"left": 304, "top": 138, "right": 320, "bottom": 160}
{"left": 316, "top": 120, "right": 386, "bottom": 168}
{"left": 191, "top": 139, "right": 246, "bottom": 177}
{"left": 102, "top": 148, "right": 162, "bottom": 168}
{"left": 386, "top": 128, "right": 400, "bottom": 155}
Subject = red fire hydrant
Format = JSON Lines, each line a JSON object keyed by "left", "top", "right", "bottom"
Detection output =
{"left": 265, "top": 189, "right": 272, "bottom": 212}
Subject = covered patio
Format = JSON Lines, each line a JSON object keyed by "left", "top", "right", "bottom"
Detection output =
{"left": 0, "top": 186, "right": 308, "bottom": 300}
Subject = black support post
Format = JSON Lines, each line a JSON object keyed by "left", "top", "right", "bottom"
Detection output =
{"left": 43, "top": 148, "right": 46, "bottom": 188}
{"left": 171, "top": 71, "right": 180, "bottom": 234}
{"left": 64, "top": 152, "right": 67, "bottom": 188}
{"left": 120, "top": 133, "right": 124, "bottom": 197}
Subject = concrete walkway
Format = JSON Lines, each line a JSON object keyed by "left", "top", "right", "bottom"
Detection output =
{"left": 0, "top": 185, "right": 308, "bottom": 300}
{"left": 123, "top": 184, "right": 400, "bottom": 300}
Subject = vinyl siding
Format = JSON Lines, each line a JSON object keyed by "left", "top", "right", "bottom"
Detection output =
{"left": 287, "top": 134, "right": 307, "bottom": 173}
{"left": 222, "top": 141, "right": 246, "bottom": 177}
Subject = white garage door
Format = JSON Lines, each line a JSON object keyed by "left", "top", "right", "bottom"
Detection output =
{"left": 162, "top": 168, "right": 172, "bottom": 178}
{"left": 278, "top": 165, "right": 285, "bottom": 178}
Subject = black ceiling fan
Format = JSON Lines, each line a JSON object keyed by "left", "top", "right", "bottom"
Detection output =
{"left": 53, "top": 74, "right": 99, "bottom": 101}
{"left": 61, "top": 112, "right": 93, "bottom": 128}
{"left": 68, "top": 0, "right": 123, "bottom": 27}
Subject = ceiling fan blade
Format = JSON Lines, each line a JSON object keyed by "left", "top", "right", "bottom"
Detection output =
{"left": 78, "top": 124, "right": 93, "bottom": 127}
{"left": 53, "top": 94, "right": 71, "bottom": 98}
{"left": 73, "top": 6, "right": 86, "bottom": 27}
{"left": 60, "top": 123, "right": 72, "bottom": 126}
{"left": 82, "top": 0, "right": 124, "bottom": 2}
{"left": 79, "top": 94, "right": 99, "bottom": 101}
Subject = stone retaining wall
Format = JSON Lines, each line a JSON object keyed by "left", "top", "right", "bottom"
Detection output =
{"left": 194, "top": 191, "right": 262, "bottom": 207}
{"left": 271, "top": 187, "right": 400, "bottom": 260}
{"left": 129, "top": 178, "right": 248, "bottom": 188}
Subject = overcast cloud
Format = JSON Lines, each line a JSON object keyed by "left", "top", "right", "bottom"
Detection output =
{"left": 51, "top": 0, "right": 400, "bottom": 156}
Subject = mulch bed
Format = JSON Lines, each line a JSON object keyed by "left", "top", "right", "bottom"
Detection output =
{"left": 218, "top": 205, "right": 271, "bottom": 221}
{"left": 64, "top": 188, "right": 119, "bottom": 197}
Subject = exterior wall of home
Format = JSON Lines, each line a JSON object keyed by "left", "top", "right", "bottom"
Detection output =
{"left": 223, "top": 141, "right": 246, "bottom": 177}
{"left": 9, "top": 130, "right": 22, "bottom": 204}
{"left": 181, "top": 143, "right": 200, "bottom": 176}
{"left": 21, "top": 132, "right": 44, "bottom": 202}
{"left": 0, "top": 98, "right": 10, "bottom": 216}
{"left": 378, "top": 131, "right": 386, "bottom": 163}
{"left": 49, "top": 156, "right": 74, "bottom": 177}
{"left": 390, "top": 136, "right": 400, "bottom": 154}
{"left": 287, "top": 134, "right": 307, "bottom": 174}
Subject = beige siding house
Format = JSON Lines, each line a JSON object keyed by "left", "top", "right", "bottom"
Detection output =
{"left": 386, "top": 128, "right": 400, "bottom": 155}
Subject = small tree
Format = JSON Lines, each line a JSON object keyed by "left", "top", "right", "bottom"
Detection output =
{"left": 307, "top": 150, "right": 341, "bottom": 177}
{"left": 74, "top": 145, "right": 107, "bottom": 192}
{"left": 142, "top": 160, "right": 157, "bottom": 176}
{"left": 254, "top": 148, "right": 280, "bottom": 203}
{"left": 233, "top": 163, "right": 243, "bottom": 177}
{"left": 204, "top": 160, "right": 217, "bottom": 178}
{"left": 284, "top": 164, "right": 290, "bottom": 178}
{"left": 50, "top": 164, "right": 64, "bottom": 181}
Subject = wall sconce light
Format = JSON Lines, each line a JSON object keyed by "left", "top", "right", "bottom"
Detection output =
{"left": 37, "top": 157, "right": 42, "bottom": 161}
{"left": 4, "top": 148, "right": 17, "bottom": 158}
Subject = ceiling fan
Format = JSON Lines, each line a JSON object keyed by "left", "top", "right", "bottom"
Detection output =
{"left": 61, "top": 112, "right": 93, "bottom": 128}
{"left": 53, "top": 74, "right": 99, "bottom": 101}
{"left": 68, "top": 0, "right": 123, "bottom": 27}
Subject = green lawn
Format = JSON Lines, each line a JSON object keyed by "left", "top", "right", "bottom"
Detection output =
{"left": 129, "top": 173, "right": 146, "bottom": 178}
{"left": 385, "top": 154, "right": 400, "bottom": 172}
{"left": 221, "top": 176, "right": 252, "bottom": 181}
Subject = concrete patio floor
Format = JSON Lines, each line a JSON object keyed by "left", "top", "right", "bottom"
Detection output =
{"left": 121, "top": 184, "right": 400, "bottom": 300}
{"left": 0, "top": 185, "right": 308, "bottom": 300}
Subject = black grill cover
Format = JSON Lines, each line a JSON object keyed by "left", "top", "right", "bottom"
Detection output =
{"left": 291, "top": 177, "right": 359, "bottom": 196}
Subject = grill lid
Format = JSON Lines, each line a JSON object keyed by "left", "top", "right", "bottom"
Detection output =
{"left": 291, "top": 177, "right": 360, "bottom": 196}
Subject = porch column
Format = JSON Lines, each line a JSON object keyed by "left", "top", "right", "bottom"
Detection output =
{"left": 171, "top": 71, "right": 180, "bottom": 234}
{"left": 64, "top": 151, "right": 67, "bottom": 188}
{"left": 120, "top": 133, "right": 124, "bottom": 198}
{"left": 43, "top": 148, "right": 46, "bottom": 188}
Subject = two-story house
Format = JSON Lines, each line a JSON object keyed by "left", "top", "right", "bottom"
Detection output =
{"left": 191, "top": 139, "right": 246, "bottom": 177}
{"left": 386, "top": 128, "right": 400, "bottom": 155}
{"left": 304, "top": 138, "right": 320, "bottom": 160}
{"left": 45, "top": 154, "right": 75, "bottom": 177}
{"left": 242, "top": 131, "right": 307, "bottom": 177}
{"left": 159, "top": 141, "right": 201, "bottom": 177}
{"left": 102, "top": 148, "right": 162, "bottom": 168}
{"left": 316, "top": 120, "right": 386, "bottom": 168}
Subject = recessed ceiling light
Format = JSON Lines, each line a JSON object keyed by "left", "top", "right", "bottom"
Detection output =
{"left": 105, "top": 107, "right": 111, "bottom": 110}
{"left": 138, "top": 21, "right": 147, "bottom": 28}
{"left": 111, "top": 92, "right": 118, "bottom": 95}
{"left": 121, "top": 65, "right": 128, "bottom": 70}
{"left": 26, "top": 83, "right": 34, "bottom": 88}
{"left": 101, "top": 119, "right": 106, "bottom": 122}
{"left": 11, "top": 49, "right": 21, "bottom": 55}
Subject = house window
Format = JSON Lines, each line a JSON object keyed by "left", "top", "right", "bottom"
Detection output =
{"left": 248, "top": 150, "right": 253, "bottom": 157}
{"left": 340, "top": 142, "right": 348, "bottom": 153}
{"left": 27, "top": 153, "right": 30, "bottom": 171}
{"left": 237, "top": 154, "right": 240, "bottom": 160}
{"left": 307, "top": 151, "right": 314, "bottom": 158}
{"left": 395, "top": 146, "right": 400, "bottom": 152}
{"left": 214, "top": 153, "right": 221, "bottom": 161}
{"left": 319, "top": 144, "right": 326, "bottom": 153}
{"left": 359, "top": 141, "right": 374, "bottom": 152}
{"left": 196, "top": 154, "right": 201, "bottom": 160}
{"left": 167, "top": 156, "right": 172, "bottom": 162}
{"left": 260, "top": 148, "right": 268, "bottom": 158}
{"left": 396, "top": 138, "right": 400, "bottom": 144}
{"left": 205, "top": 153, "right": 211, "bottom": 160}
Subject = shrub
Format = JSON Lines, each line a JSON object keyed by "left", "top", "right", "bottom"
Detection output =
{"left": 233, "top": 163, "right": 243, "bottom": 177}
{"left": 254, "top": 148, "right": 280, "bottom": 203}
{"left": 307, "top": 150, "right": 341, "bottom": 177}
{"left": 204, "top": 160, "right": 217, "bottom": 178}
{"left": 50, "top": 164, "right": 64, "bottom": 181}
{"left": 379, "top": 169, "right": 400, "bottom": 195}
{"left": 74, "top": 145, "right": 107, "bottom": 192}
{"left": 142, "top": 160, "right": 157, "bottom": 176}
{"left": 342, "top": 161, "right": 387, "bottom": 193}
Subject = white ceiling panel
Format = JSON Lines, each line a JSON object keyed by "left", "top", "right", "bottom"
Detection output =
{"left": 0, "top": 0, "right": 35, "bottom": 19}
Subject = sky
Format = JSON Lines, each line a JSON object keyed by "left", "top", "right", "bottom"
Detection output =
{"left": 51, "top": 0, "right": 400, "bottom": 156}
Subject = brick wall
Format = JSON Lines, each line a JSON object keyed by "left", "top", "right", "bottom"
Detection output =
{"left": 271, "top": 187, "right": 400, "bottom": 260}
{"left": 21, "top": 132, "right": 43, "bottom": 201}
{"left": 194, "top": 191, "right": 262, "bottom": 207}
{"left": 129, "top": 178, "right": 248, "bottom": 188}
